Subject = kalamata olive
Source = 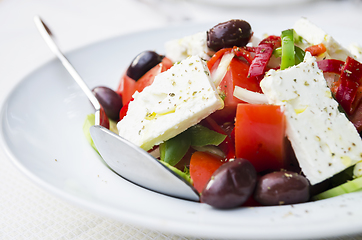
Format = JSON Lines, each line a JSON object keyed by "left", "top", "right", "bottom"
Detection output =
{"left": 92, "top": 86, "right": 123, "bottom": 121}
{"left": 254, "top": 171, "right": 310, "bottom": 206}
{"left": 200, "top": 158, "right": 257, "bottom": 209}
{"left": 207, "top": 19, "right": 253, "bottom": 52}
{"left": 126, "top": 51, "right": 164, "bottom": 80}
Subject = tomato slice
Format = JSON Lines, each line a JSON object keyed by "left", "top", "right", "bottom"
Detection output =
{"left": 99, "top": 107, "right": 110, "bottom": 129}
{"left": 235, "top": 104, "right": 286, "bottom": 173}
{"left": 135, "top": 57, "right": 173, "bottom": 93}
{"left": 207, "top": 48, "right": 233, "bottom": 70}
{"left": 117, "top": 73, "right": 136, "bottom": 106}
{"left": 222, "top": 57, "right": 263, "bottom": 105}
{"left": 119, "top": 97, "right": 133, "bottom": 121}
{"left": 189, "top": 151, "right": 225, "bottom": 193}
{"left": 211, "top": 57, "right": 263, "bottom": 123}
{"left": 117, "top": 57, "right": 173, "bottom": 106}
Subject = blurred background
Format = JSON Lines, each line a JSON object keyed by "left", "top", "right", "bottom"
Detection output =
{"left": 1, "top": 0, "right": 362, "bottom": 239}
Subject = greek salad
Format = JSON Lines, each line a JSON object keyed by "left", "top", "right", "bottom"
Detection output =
{"left": 84, "top": 18, "right": 362, "bottom": 209}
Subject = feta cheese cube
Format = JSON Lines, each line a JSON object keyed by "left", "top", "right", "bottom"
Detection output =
{"left": 260, "top": 52, "right": 362, "bottom": 185}
{"left": 293, "top": 18, "right": 351, "bottom": 61}
{"left": 348, "top": 43, "right": 362, "bottom": 63}
{"left": 117, "top": 56, "right": 224, "bottom": 151}
{"left": 165, "top": 32, "right": 213, "bottom": 63}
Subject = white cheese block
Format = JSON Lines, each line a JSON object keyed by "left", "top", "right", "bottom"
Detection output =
{"left": 165, "top": 32, "right": 213, "bottom": 63}
{"left": 348, "top": 43, "right": 362, "bottom": 63}
{"left": 293, "top": 18, "right": 351, "bottom": 61}
{"left": 117, "top": 56, "right": 224, "bottom": 151}
{"left": 260, "top": 52, "right": 362, "bottom": 185}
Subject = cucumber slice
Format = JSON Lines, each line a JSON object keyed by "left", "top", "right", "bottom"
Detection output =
{"left": 83, "top": 114, "right": 119, "bottom": 154}
{"left": 313, "top": 177, "right": 362, "bottom": 200}
{"left": 83, "top": 114, "right": 99, "bottom": 154}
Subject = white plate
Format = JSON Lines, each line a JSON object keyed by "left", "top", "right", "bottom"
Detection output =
{"left": 1, "top": 20, "right": 362, "bottom": 239}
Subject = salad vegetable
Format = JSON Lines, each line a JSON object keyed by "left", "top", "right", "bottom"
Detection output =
{"left": 160, "top": 124, "right": 226, "bottom": 166}
{"left": 248, "top": 35, "right": 281, "bottom": 78}
{"left": 84, "top": 18, "right": 362, "bottom": 209}
{"left": 280, "top": 29, "right": 295, "bottom": 70}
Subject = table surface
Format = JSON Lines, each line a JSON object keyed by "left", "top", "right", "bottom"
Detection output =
{"left": 1, "top": 0, "right": 362, "bottom": 239}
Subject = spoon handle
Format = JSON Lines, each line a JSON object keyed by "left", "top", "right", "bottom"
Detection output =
{"left": 33, "top": 15, "right": 101, "bottom": 125}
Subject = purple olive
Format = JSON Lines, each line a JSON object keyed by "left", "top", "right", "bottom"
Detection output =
{"left": 200, "top": 158, "right": 257, "bottom": 209}
{"left": 254, "top": 171, "right": 310, "bottom": 206}
{"left": 92, "top": 86, "right": 123, "bottom": 121}
{"left": 126, "top": 51, "right": 164, "bottom": 81}
{"left": 207, "top": 19, "right": 253, "bottom": 52}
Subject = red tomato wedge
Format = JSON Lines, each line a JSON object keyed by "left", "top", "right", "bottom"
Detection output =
{"left": 135, "top": 57, "right": 173, "bottom": 93}
{"left": 119, "top": 98, "right": 133, "bottom": 121}
{"left": 211, "top": 57, "right": 262, "bottom": 123}
{"left": 207, "top": 48, "right": 232, "bottom": 70}
{"left": 220, "top": 57, "right": 263, "bottom": 106}
{"left": 235, "top": 104, "right": 286, "bottom": 173}
{"left": 100, "top": 107, "right": 110, "bottom": 129}
{"left": 117, "top": 57, "right": 173, "bottom": 106}
{"left": 117, "top": 74, "right": 136, "bottom": 106}
{"left": 189, "top": 151, "right": 225, "bottom": 193}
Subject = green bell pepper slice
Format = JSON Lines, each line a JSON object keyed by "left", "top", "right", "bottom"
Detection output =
{"left": 160, "top": 130, "right": 191, "bottom": 166}
{"left": 160, "top": 124, "right": 227, "bottom": 166}
{"left": 280, "top": 29, "right": 295, "bottom": 70}
{"left": 189, "top": 124, "right": 226, "bottom": 146}
{"left": 273, "top": 46, "right": 305, "bottom": 66}
{"left": 294, "top": 46, "right": 305, "bottom": 65}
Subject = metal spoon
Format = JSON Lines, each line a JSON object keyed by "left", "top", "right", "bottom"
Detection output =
{"left": 33, "top": 15, "right": 199, "bottom": 201}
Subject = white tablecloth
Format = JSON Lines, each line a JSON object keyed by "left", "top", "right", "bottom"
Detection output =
{"left": 1, "top": 0, "right": 362, "bottom": 239}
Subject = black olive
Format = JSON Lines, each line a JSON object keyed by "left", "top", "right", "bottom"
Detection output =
{"left": 254, "top": 171, "right": 310, "bottom": 206}
{"left": 207, "top": 19, "right": 253, "bottom": 52}
{"left": 92, "top": 86, "right": 123, "bottom": 121}
{"left": 200, "top": 158, "right": 257, "bottom": 209}
{"left": 126, "top": 51, "right": 164, "bottom": 81}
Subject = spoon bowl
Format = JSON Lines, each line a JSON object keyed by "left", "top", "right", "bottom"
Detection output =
{"left": 33, "top": 15, "right": 200, "bottom": 201}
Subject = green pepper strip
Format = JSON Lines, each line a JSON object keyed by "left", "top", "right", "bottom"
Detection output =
{"left": 160, "top": 130, "right": 191, "bottom": 166}
{"left": 280, "top": 29, "right": 295, "bottom": 70}
{"left": 159, "top": 124, "right": 226, "bottom": 166}
{"left": 292, "top": 29, "right": 303, "bottom": 44}
{"left": 294, "top": 46, "right": 305, "bottom": 65}
{"left": 188, "top": 124, "right": 226, "bottom": 146}
{"left": 273, "top": 45, "right": 305, "bottom": 66}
